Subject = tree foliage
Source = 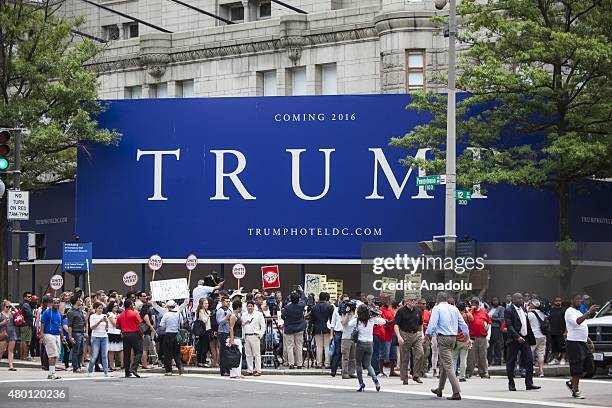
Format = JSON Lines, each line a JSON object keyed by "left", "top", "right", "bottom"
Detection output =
{"left": 392, "top": 0, "right": 612, "bottom": 294}
{"left": 0, "top": 0, "right": 120, "bottom": 188}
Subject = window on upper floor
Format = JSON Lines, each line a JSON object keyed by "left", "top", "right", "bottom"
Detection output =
{"left": 289, "top": 67, "right": 307, "bottom": 96}
{"left": 229, "top": 4, "right": 245, "bottom": 22}
{"left": 319, "top": 63, "right": 337, "bottom": 95}
{"left": 125, "top": 86, "right": 142, "bottom": 99}
{"left": 258, "top": 1, "right": 271, "bottom": 19}
{"left": 177, "top": 80, "right": 195, "bottom": 98}
{"left": 406, "top": 49, "right": 426, "bottom": 91}
{"left": 151, "top": 83, "right": 168, "bottom": 98}
{"left": 101, "top": 24, "right": 120, "bottom": 41}
{"left": 257, "top": 70, "right": 277, "bottom": 96}
{"left": 123, "top": 22, "right": 139, "bottom": 39}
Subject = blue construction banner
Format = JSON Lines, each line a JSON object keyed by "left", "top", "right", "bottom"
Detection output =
{"left": 76, "top": 95, "right": 612, "bottom": 259}
{"left": 62, "top": 242, "right": 93, "bottom": 271}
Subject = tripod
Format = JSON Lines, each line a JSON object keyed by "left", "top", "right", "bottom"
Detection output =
{"left": 262, "top": 315, "right": 283, "bottom": 368}
{"left": 302, "top": 319, "right": 317, "bottom": 368}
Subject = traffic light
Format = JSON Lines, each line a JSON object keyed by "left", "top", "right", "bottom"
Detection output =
{"left": 0, "top": 130, "right": 10, "bottom": 170}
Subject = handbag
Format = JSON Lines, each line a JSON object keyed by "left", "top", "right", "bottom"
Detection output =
{"left": 224, "top": 344, "right": 242, "bottom": 368}
{"left": 351, "top": 321, "right": 360, "bottom": 343}
{"left": 192, "top": 320, "right": 205, "bottom": 337}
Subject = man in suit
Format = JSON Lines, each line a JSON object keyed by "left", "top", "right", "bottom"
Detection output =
{"left": 504, "top": 293, "right": 542, "bottom": 391}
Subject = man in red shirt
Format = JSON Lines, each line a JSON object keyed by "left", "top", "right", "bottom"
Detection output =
{"left": 467, "top": 297, "right": 492, "bottom": 378}
{"left": 115, "top": 299, "right": 143, "bottom": 378}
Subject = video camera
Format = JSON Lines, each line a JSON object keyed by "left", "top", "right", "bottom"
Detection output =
{"left": 266, "top": 296, "right": 278, "bottom": 315}
{"left": 338, "top": 300, "right": 358, "bottom": 315}
{"left": 367, "top": 304, "right": 382, "bottom": 318}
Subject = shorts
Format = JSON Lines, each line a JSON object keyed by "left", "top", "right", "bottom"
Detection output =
{"left": 19, "top": 326, "right": 32, "bottom": 343}
{"left": 532, "top": 337, "right": 546, "bottom": 360}
{"left": 43, "top": 334, "right": 61, "bottom": 359}
{"left": 566, "top": 341, "right": 595, "bottom": 377}
{"left": 550, "top": 334, "right": 566, "bottom": 353}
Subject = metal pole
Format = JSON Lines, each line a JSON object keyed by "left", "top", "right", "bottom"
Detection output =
{"left": 10, "top": 129, "right": 21, "bottom": 300}
{"left": 444, "top": 0, "right": 457, "bottom": 262}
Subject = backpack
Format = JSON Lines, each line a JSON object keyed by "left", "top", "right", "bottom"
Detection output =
{"left": 210, "top": 308, "right": 220, "bottom": 332}
{"left": 531, "top": 311, "right": 550, "bottom": 335}
{"left": 13, "top": 309, "right": 25, "bottom": 327}
{"left": 176, "top": 328, "right": 190, "bottom": 346}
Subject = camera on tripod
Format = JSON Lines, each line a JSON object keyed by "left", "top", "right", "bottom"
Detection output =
{"left": 266, "top": 295, "right": 278, "bottom": 314}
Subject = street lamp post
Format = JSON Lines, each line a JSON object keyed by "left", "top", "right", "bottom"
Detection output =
{"left": 435, "top": 0, "right": 457, "bottom": 259}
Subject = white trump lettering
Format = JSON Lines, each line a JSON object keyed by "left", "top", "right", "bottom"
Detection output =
{"left": 136, "top": 149, "right": 181, "bottom": 201}
{"left": 366, "top": 148, "right": 430, "bottom": 200}
{"left": 210, "top": 150, "right": 256, "bottom": 200}
{"left": 287, "top": 148, "right": 335, "bottom": 201}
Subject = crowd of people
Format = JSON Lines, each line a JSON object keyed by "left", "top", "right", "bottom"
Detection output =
{"left": 0, "top": 277, "right": 605, "bottom": 400}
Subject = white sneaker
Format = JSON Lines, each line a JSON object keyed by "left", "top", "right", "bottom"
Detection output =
{"left": 539, "top": 373, "right": 545, "bottom": 378}
{"left": 552, "top": 359, "right": 560, "bottom": 365}
{"left": 88, "top": 372, "right": 93, "bottom": 378}
{"left": 560, "top": 359, "right": 567, "bottom": 365}
{"left": 424, "top": 372, "right": 433, "bottom": 378}
{"left": 572, "top": 391, "right": 585, "bottom": 399}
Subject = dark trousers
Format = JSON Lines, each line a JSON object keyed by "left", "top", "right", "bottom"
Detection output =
{"left": 197, "top": 332, "right": 211, "bottom": 364}
{"left": 488, "top": 327, "right": 503, "bottom": 365}
{"left": 371, "top": 335, "right": 383, "bottom": 375}
{"left": 163, "top": 332, "right": 182, "bottom": 373}
{"left": 157, "top": 334, "right": 165, "bottom": 363}
{"left": 330, "top": 331, "right": 343, "bottom": 375}
{"left": 218, "top": 332, "right": 230, "bottom": 375}
{"left": 122, "top": 332, "right": 143, "bottom": 376}
{"left": 40, "top": 342, "right": 49, "bottom": 370}
{"left": 506, "top": 340, "right": 534, "bottom": 387}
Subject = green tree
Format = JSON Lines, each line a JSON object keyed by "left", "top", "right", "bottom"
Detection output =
{"left": 393, "top": 0, "right": 612, "bottom": 296}
{"left": 0, "top": 0, "right": 120, "bottom": 298}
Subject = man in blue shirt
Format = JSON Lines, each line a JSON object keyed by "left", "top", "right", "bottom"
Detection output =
{"left": 426, "top": 292, "right": 469, "bottom": 401}
{"left": 39, "top": 298, "right": 66, "bottom": 380}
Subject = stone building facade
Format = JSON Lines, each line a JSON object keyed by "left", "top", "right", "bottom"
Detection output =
{"left": 60, "top": 0, "right": 450, "bottom": 99}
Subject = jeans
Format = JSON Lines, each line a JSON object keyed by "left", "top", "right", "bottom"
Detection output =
{"left": 452, "top": 340, "right": 469, "bottom": 379}
{"left": 88, "top": 337, "right": 109, "bottom": 374}
{"left": 356, "top": 341, "right": 377, "bottom": 386}
{"left": 330, "top": 331, "right": 343, "bottom": 375}
{"left": 371, "top": 335, "right": 383, "bottom": 374}
{"left": 70, "top": 333, "right": 85, "bottom": 371}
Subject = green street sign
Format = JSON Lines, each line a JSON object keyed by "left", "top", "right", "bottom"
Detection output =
{"left": 456, "top": 190, "right": 471, "bottom": 206}
{"left": 456, "top": 190, "right": 472, "bottom": 200}
{"left": 416, "top": 175, "right": 441, "bottom": 186}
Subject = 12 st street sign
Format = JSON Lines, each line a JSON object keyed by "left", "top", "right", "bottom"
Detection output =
{"left": 456, "top": 190, "right": 472, "bottom": 206}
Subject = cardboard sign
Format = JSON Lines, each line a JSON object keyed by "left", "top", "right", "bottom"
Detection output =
{"left": 123, "top": 271, "right": 138, "bottom": 287}
{"left": 150, "top": 278, "right": 189, "bottom": 301}
{"left": 261, "top": 265, "right": 280, "bottom": 289}
{"left": 50, "top": 275, "right": 63, "bottom": 290}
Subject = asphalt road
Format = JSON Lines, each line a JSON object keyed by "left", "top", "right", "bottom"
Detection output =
{"left": 0, "top": 375, "right": 542, "bottom": 408}
{"left": 1, "top": 371, "right": 611, "bottom": 408}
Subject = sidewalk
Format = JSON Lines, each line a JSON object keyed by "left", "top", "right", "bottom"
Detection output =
{"left": 6, "top": 358, "right": 571, "bottom": 377}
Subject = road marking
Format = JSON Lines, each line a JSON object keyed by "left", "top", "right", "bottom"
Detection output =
{"left": 182, "top": 375, "right": 606, "bottom": 408}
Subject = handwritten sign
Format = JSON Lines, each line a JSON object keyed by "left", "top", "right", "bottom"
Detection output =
{"left": 150, "top": 278, "right": 189, "bottom": 302}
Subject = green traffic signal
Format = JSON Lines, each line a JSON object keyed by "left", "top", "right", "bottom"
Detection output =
{"left": 0, "top": 157, "right": 8, "bottom": 170}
